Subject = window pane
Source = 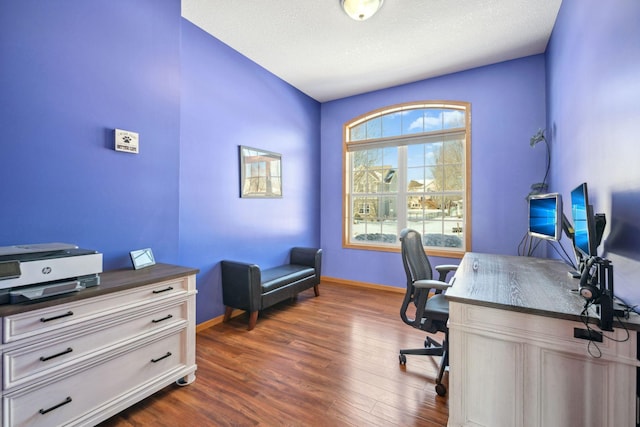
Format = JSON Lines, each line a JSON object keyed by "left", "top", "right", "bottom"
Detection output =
{"left": 443, "top": 139, "right": 463, "bottom": 164}
{"left": 352, "top": 195, "right": 398, "bottom": 244}
{"left": 426, "top": 142, "right": 443, "bottom": 166}
{"left": 367, "top": 148, "right": 382, "bottom": 167}
{"left": 407, "top": 144, "right": 424, "bottom": 167}
{"left": 381, "top": 147, "right": 398, "bottom": 191}
{"left": 424, "top": 109, "right": 445, "bottom": 132}
{"left": 443, "top": 195, "right": 464, "bottom": 219}
{"left": 407, "top": 167, "right": 425, "bottom": 192}
{"left": 425, "top": 229, "right": 463, "bottom": 248}
{"left": 382, "top": 112, "right": 402, "bottom": 137}
{"left": 378, "top": 196, "right": 398, "bottom": 220}
{"left": 352, "top": 150, "right": 367, "bottom": 169}
{"left": 443, "top": 109, "right": 465, "bottom": 129}
{"left": 403, "top": 109, "right": 426, "bottom": 135}
{"left": 353, "top": 196, "right": 375, "bottom": 220}
{"left": 369, "top": 167, "right": 384, "bottom": 192}
{"left": 350, "top": 123, "right": 366, "bottom": 141}
{"left": 425, "top": 166, "right": 439, "bottom": 191}
{"left": 366, "top": 117, "right": 382, "bottom": 139}
{"left": 443, "top": 220, "right": 464, "bottom": 248}
{"left": 444, "top": 164, "right": 463, "bottom": 191}
{"left": 351, "top": 151, "right": 367, "bottom": 194}
{"left": 351, "top": 147, "right": 399, "bottom": 194}
{"left": 381, "top": 168, "right": 398, "bottom": 192}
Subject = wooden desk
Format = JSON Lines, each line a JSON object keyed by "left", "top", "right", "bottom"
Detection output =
{"left": 446, "top": 253, "right": 639, "bottom": 427}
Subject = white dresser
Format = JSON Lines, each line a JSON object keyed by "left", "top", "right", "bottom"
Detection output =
{"left": 0, "top": 263, "right": 198, "bottom": 427}
{"left": 446, "top": 253, "right": 639, "bottom": 427}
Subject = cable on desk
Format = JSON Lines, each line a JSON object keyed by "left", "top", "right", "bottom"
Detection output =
{"left": 580, "top": 301, "right": 632, "bottom": 358}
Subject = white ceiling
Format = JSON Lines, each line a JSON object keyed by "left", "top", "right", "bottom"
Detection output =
{"left": 181, "top": 0, "right": 562, "bottom": 102}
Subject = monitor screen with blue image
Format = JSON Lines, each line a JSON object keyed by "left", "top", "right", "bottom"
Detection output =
{"left": 571, "top": 183, "right": 596, "bottom": 257}
{"left": 528, "top": 193, "right": 562, "bottom": 241}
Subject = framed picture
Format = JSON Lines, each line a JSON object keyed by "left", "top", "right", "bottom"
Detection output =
{"left": 239, "top": 146, "right": 282, "bottom": 198}
{"left": 130, "top": 248, "right": 156, "bottom": 270}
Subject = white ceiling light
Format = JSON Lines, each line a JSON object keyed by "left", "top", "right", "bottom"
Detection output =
{"left": 341, "top": 0, "right": 384, "bottom": 21}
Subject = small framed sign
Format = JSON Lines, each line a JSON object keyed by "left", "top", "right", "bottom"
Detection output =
{"left": 130, "top": 248, "right": 156, "bottom": 270}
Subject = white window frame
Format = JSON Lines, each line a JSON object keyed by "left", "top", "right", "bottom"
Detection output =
{"left": 342, "top": 101, "right": 471, "bottom": 258}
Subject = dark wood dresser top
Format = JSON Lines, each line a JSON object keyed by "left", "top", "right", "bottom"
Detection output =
{"left": 446, "top": 252, "right": 640, "bottom": 330}
{"left": 0, "top": 263, "right": 199, "bottom": 317}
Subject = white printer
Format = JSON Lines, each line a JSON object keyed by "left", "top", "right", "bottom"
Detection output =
{"left": 0, "top": 243, "right": 102, "bottom": 304}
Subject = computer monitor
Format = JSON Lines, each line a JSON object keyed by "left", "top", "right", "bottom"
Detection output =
{"left": 570, "top": 183, "right": 597, "bottom": 257}
{"left": 528, "top": 193, "right": 562, "bottom": 241}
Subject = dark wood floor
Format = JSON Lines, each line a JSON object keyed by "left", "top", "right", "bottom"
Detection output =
{"left": 98, "top": 282, "right": 449, "bottom": 426}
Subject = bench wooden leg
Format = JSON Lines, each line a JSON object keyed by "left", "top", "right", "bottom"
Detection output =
{"left": 314, "top": 284, "right": 320, "bottom": 297}
{"left": 248, "top": 311, "right": 258, "bottom": 331}
{"left": 223, "top": 306, "right": 233, "bottom": 323}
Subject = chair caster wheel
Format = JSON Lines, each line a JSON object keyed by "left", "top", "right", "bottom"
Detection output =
{"left": 399, "top": 354, "right": 407, "bottom": 365}
{"left": 435, "top": 383, "right": 447, "bottom": 396}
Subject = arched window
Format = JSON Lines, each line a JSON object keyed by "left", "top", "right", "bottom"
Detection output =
{"left": 343, "top": 101, "right": 471, "bottom": 257}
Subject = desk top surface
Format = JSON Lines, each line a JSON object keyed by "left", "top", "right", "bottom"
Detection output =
{"left": 446, "top": 252, "right": 640, "bottom": 330}
{"left": 0, "top": 263, "right": 199, "bottom": 317}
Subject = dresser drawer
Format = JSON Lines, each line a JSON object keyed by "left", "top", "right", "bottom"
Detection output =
{"left": 3, "top": 329, "right": 188, "bottom": 427}
{"left": 3, "top": 277, "right": 189, "bottom": 344}
{"left": 3, "top": 301, "right": 188, "bottom": 390}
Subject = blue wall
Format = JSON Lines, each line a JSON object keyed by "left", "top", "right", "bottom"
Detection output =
{"left": 0, "top": 2, "right": 321, "bottom": 324}
{"left": 179, "top": 21, "right": 321, "bottom": 322}
{"left": 547, "top": 0, "right": 640, "bottom": 307}
{"left": 320, "top": 56, "right": 548, "bottom": 288}
{"left": 0, "top": 0, "right": 182, "bottom": 268}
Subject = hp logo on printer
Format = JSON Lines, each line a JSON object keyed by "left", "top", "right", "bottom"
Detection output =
{"left": 42, "top": 267, "right": 52, "bottom": 275}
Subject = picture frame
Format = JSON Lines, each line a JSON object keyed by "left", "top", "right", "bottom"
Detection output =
{"left": 130, "top": 248, "right": 156, "bottom": 270}
{"left": 239, "top": 145, "right": 282, "bottom": 198}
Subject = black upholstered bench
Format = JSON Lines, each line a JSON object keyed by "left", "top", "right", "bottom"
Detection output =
{"left": 221, "top": 247, "right": 322, "bottom": 330}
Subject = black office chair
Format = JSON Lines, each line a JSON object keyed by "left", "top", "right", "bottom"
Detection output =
{"left": 398, "top": 228, "right": 458, "bottom": 397}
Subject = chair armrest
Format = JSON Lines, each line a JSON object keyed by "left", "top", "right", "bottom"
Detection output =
{"left": 414, "top": 279, "right": 452, "bottom": 291}
{"left": 435, "top": 264, "right": 458, "bottom": 273}
{"left": 221, "top": 260, "right": 262, "bottom": 311}
{"left": 435, "top": 264, "right": 458, "bottom": 282}
{"left": 290, "top": 247, "right": 322, "bottom": 277}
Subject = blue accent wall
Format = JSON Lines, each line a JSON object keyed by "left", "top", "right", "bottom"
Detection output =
{"left": 0, "top": 2, "right": 320, "bottom": 324}
{"left": 320, "top": 56, "right": 548, "bottom": 288}
{"left": 179, "top": 21, "right": 321, "bottom": 323}
{"left": 547, "top": 0, "right": 640, "bottom": 307}
{"left": 0, "top": 0, "right": 182, "bottom": 269}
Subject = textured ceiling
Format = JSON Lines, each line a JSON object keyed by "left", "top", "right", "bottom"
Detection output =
{"left": 182, "top": 0, "right": 562, "bottom": 102}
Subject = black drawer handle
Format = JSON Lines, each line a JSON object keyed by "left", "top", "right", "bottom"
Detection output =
{"left": 40, "top": 347, "right": 73, "bottom": 362}
{"left": 40, "top": 311, "right": 74, "bottom": 323}
{"left": 39, "top": 396, "right": 72, "bottom": 415}
{"left": 152, "top": 286, "right": 174, "bottom": 294}
{"left": 151, "top": 352, "right": 172, "bottom": 363}
{"left": 151, "top": 314, "right": 173, "bottom": 324}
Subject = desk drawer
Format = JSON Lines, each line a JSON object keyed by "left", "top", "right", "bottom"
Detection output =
{"left": 3, "top": 301, "right": 188, "bottom": 390}
{"left": 3, "top": 277, "right": 188, "bottom": 344}
{"left": 3, "top": 329, "right": 187, "bottom": 427}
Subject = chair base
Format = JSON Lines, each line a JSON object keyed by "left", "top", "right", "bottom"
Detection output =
{"left": 399, "top": 336, "right": 443, "bottom": 358}
{"left": 399, "top": 336, "right": 448, "bottom": 396}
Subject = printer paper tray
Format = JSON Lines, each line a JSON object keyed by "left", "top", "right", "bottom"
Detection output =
{"left": 9, "top": 280, "right": 82, "bottom": 304}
